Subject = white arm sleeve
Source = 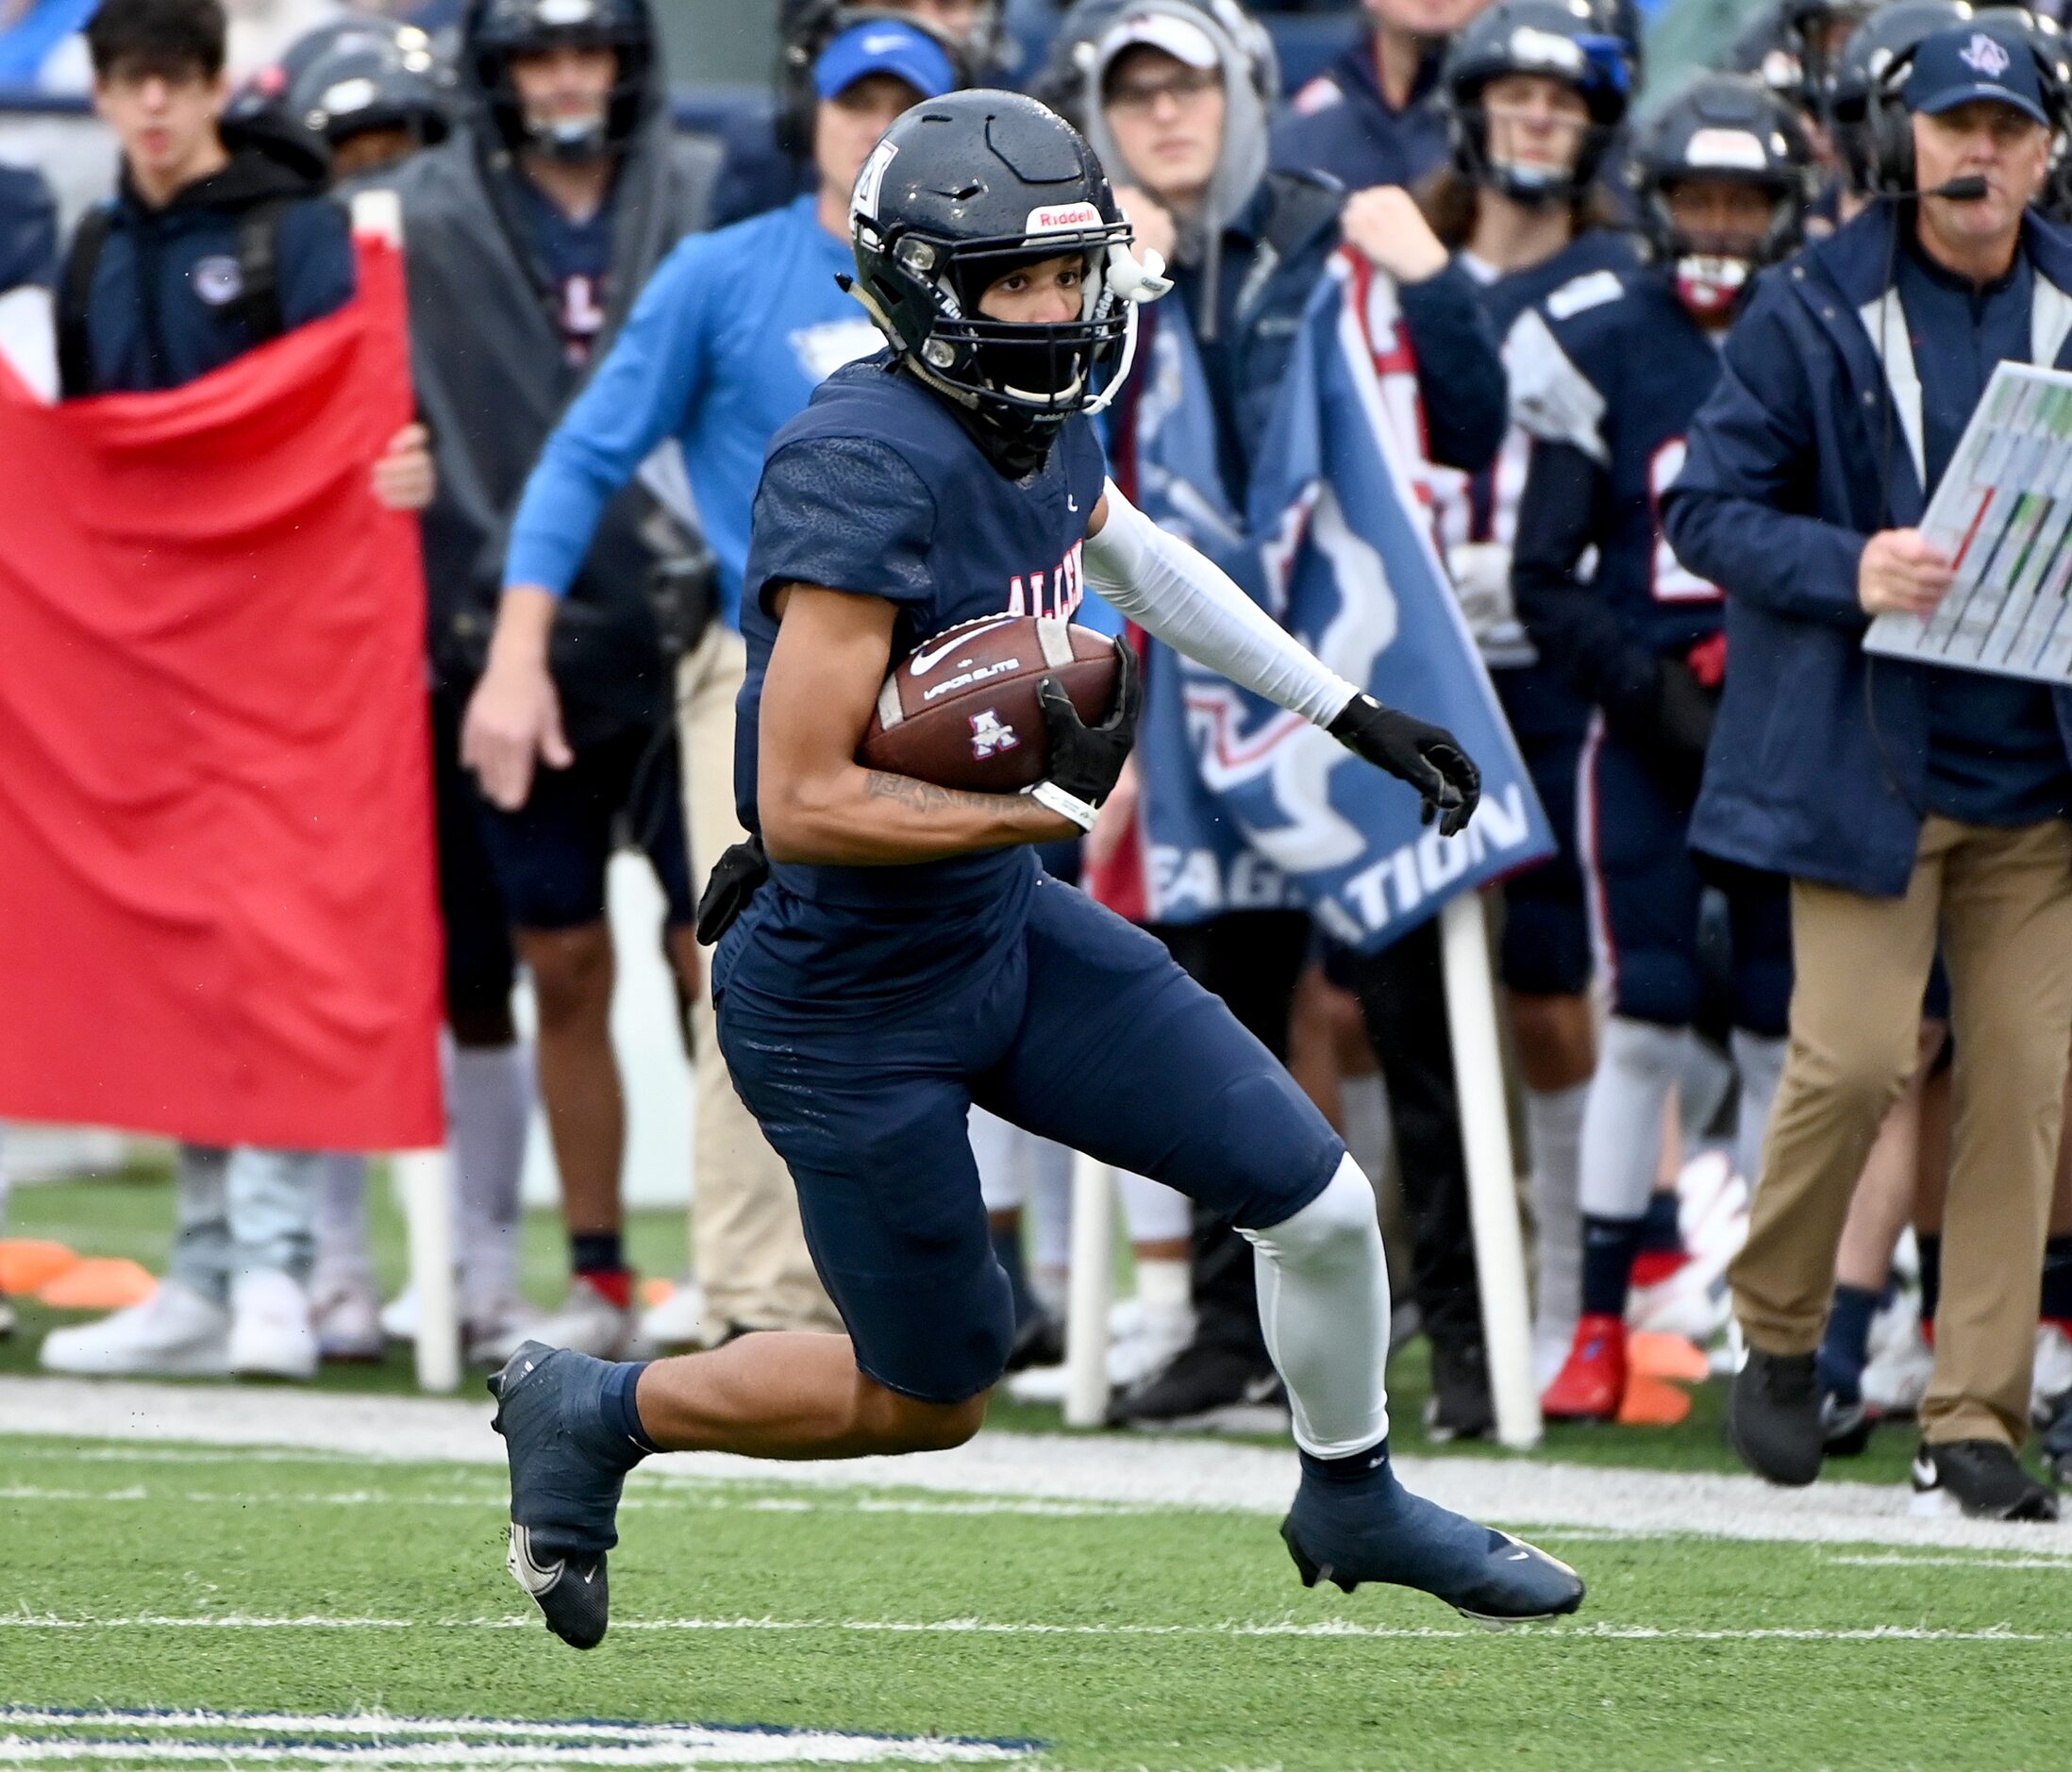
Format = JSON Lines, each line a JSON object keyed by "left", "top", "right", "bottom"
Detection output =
{"left": 1082, "top": 481, "right": 1358, "bottom": 727}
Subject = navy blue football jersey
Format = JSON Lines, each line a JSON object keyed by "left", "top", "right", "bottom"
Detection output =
{"left": 1508, "top": 259, "right": 1727, "bottom": 660}
{"left": 731, "top": 354, "right": 1107, "bottom": 971}
{"left": 1433, "top": 228, "right": 1640, "bottom": 685}
{"left": 513, "top": 175, "right": 616, "bottom": 366}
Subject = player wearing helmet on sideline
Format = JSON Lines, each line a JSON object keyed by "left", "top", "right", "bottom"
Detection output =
{"left": 480, "top": 88, "right": 1584, "bottom": 1653}
{"left": 276, "top": 15, "right": 456, "bottom": 176}
{"left": 1418, "top": 0, "right": 1635, "bottom": 1390}
{"left": 1511, "top": 73, "right": 1812, "bottom": 1424}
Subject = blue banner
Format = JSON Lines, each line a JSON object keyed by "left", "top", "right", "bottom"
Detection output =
{"left": 1130, "top": 256, "right": 1554, "bottom": 953}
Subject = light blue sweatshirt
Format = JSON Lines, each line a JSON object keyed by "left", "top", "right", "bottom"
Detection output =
{"left": 504, "top": 192, "right": 881, "bottom": 629}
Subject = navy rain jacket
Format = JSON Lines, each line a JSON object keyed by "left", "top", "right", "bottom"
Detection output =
{"left": 1663, "top": 204, "right": 2072, "bottom": 897}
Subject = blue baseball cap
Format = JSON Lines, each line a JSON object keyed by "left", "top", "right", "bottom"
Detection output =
{"left": 814, "top": 18, "right": 957, "bottom": 103}
{"left": 1903, "top": 25, "right": 2050, "bottom": 127}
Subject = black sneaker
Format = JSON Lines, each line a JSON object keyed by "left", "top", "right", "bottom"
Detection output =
{"left": 1106, "top": 1340, "right": 1288, "bottom": 1434}
{"left": 1004, "top": 1309, "right": 1066, "bottom": 1374}
{"left": 1820, "top": 1390, "right": 1876, "bottom": 1458}
{"left": 2043, "top": 1391, "right": 2072, "bottom": 1486}
{"left": 1424, "top": 1337, "right": 1495, "bottom": 1444}
{"left": 1729, "top": 1348, "right": 1823, "bottom": 1486}
{"left": 1910, "top": 1439, "right": 2060, "bottom": 1522}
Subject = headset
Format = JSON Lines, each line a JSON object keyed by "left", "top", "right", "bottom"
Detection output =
{"left": 1863, "top": 10, "right": 2066, "bottom": 194}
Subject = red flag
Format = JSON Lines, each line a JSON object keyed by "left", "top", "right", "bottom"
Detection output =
{"left": 0, "top": 236, "right": 444, "bottom": 1150}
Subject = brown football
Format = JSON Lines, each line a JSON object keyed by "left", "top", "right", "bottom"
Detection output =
{"left": 859, "top": 614, "right": 1119, "bottom": 793}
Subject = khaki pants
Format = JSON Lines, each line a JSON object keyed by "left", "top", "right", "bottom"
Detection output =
{"left": 1732, "top": 814, "right": 2072, "bottom": 1446}
{"left": 677, "top": 625, "right": 840, "bottom": 1338}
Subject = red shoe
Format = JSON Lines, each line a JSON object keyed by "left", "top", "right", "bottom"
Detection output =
{"left": 1541, "top": 1314, "right": 1628, "bottom": 1422}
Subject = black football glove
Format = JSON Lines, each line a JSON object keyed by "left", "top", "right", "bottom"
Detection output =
{"left": 1037, "top": 637, "right": 1141, "bottom": 809}
{"left": 1328, "top": 692, "right": 1480, "bottom": 837}
{"left": 1637, "top": 660, "right": 1719, "bottom": 805}
{"left": 695, "top": 835, "right": 770, "bottom": 945}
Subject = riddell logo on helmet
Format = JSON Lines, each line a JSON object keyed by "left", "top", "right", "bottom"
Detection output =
{"left": 1028, "top": 203, "right": 1103, "bottom": 233}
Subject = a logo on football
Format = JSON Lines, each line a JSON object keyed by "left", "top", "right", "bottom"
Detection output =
{"left": 970, "top": 709, "right": 1019, "bottom": 761}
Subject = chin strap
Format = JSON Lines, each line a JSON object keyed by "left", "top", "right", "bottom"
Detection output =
{"left": 1083, "top": 242, "right": 1173, "bottom": 419}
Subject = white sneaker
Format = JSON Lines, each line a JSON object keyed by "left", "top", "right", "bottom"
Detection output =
{"left": 2032, "top": 1323, "right": 2072, "bottom": 1426}
{"left": 639, "top": 1279, "right": 709, "bottom": 1351}
{"left": 462, "top": 1290, "right": 545, "bottom": 1368}
{"left": 309, "top": 1268, "right": 384, "bottom": 1362}
{"left": 524, "top": 1277, "right": 643, "bottom": 1359}
{"left": 228, "top": 1270, "right": 319, "bottom": 1381}
{"left": 378, "top": 1284, "right": 418, "bottom": 1343}
{"left": 1863, "top": 1299, "right": 1935, "bottom": 1415}
{"left": 40, "top": 1278, "right": 229, "bottom": 1377}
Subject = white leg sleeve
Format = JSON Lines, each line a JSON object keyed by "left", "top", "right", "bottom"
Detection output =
{"left": 1118, "top": 1169, "right": 1191, "bottom": 1244}
{"left": 1580, "top": 1017, "right": 1694, "bottom": 1222}
{"left": 452, "top": 1040, "right": 533, "bottom": 1312}
{"left": 1729, "top": 1029, "right": 1787, "bottom": 1193}
{"left": 312, "top": 1152, "right": 373, "bottom": 1283}
{"left": 1240, "top": 1155, "right": 1391, "bottom": 1458}
{"left": 1527, "top": 1079, "right": 1589, "bottom": 1381}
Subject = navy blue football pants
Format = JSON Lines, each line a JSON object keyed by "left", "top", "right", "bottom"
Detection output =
{"left": 716, "top": 873, "right": 1345, "bottom": 1404}
{"left": 1580, "top": 720, "right": 1791, "bottom": 1035}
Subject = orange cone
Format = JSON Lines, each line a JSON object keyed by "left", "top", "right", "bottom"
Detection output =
{"left": 1629, "top": 1331, "right": 1712, "bottom": 1383}
{"left": 0, "top": 1239, "right": 78, "bottom": 1296}
{"left": 1615, "top": 1371, "right": 1694, "bottom": 1427}
{"left": 39, "top": 1258, "right": 157, "bottom": 1312}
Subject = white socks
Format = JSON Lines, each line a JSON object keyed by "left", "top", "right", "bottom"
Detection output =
{"left": 1241, "top": 1155, "right": 1391, "bottom": 1457}
{"left": 1527, "top": 1079, "right": 1589, "bottom": 1380}
{"left": 1729, "top": 1028, "right": 1786, "bottom": 1191}
{"left": 452, "top": 1042, "right": 533, "bottom": 1313}
{"left": 1581, "top": 1017, "right": 1694, "bottom": 1223}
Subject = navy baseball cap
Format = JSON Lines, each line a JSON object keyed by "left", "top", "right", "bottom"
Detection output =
{"left": 814, "top": 18, "right": 957, "bottom": 102}
{"left": 1903, "top": 25, "right": 2050, "bottom": 126}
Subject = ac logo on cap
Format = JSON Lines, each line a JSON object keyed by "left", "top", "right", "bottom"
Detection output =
{"left": 1961, "top": 31, "right": 2013, "bottom": 76}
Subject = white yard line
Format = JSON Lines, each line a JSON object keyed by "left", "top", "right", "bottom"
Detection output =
{"left": 0, "top": 1486, "right": 1138, "bottom": 1519}
{"left": 0, "top": 1612, "right": 2065, "bottom": 1644}
{"left": 6, "top": 1375, "right": 2072, "bottom": 1556}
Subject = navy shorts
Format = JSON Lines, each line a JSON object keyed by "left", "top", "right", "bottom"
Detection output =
{"left": 475, "top": 720, "right": 695, "bottom": 933}
{"left": 716, "top": 873, "right": 1344, "bottom": 1404}
{"left": 1495, "top": 667, "right": 1592, "bottom": 998}
{"left": 1580, "top": 719, "right": 1791, "bottom": 1034}
{"left": 431, "top": 691, "right": 515, "bottom": 1022}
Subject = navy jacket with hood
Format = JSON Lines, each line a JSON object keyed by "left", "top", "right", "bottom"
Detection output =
{"left": 0, "top": 163, "right": 58, "bottom": 292}
{"left": 1267, "top": 32, "right": 1448, "bottom": 196}
{"left": 65, "top": 119, "right": 352, "bottom": 396}
{"left": 1663, "top": 204, "right": 2072, "bottom": 897}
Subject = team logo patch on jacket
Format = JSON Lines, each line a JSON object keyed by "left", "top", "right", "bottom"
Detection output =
{"left": 192, "top": 256, "right": 244, "bottom": 307}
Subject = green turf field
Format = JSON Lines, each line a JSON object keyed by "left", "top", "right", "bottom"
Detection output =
{"left": 7, "top": 1425, "right": 2072, "bottom": 1772}
{"left": 8, "top": 1173, "right": 2072, "bottom": 1769}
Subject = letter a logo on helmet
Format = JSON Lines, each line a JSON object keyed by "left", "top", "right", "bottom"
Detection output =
{"left": 1962, "top": 30, "right": 2012, "bottom": 75}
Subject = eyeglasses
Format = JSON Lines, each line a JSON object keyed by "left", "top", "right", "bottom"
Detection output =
{"left": 1104, "top": 66, "right": 1220, "bottom": 115}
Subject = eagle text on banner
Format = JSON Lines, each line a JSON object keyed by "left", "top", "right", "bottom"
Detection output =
{"left": 0, "top": 236, "right": 444, "bottom": 1149}
{"left": 1170, "top": 251, "right": 1554, "bottom": 952}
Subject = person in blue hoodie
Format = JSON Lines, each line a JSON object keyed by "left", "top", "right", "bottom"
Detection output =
{"left": 38, "top": 0, "right": 434, "bottom": 1388}
{"left": 464, "top": 16, "right": 959, "bottom": 1351}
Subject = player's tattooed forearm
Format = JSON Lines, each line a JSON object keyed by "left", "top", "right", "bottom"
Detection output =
{"left": 863, "top": 772, "right": 1008, "bottom": 816}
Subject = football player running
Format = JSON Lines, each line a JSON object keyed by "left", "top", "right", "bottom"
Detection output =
{"left": 483, "top": 89, "right": 1583, "bottom": 1650}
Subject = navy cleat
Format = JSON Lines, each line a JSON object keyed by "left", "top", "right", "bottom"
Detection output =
{"left": 1280, "top": 1448, "right": 1584, "bottom": 1628}
{"left": 489, "top": 1340, "right": 647, "bottom": 1649}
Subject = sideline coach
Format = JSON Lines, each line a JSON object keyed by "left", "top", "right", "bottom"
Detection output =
{"left": 1664, "top": 24, "right": 2072, "bottom": 1521}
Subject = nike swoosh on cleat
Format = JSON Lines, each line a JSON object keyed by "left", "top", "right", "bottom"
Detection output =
{"left": 508, "top": 1524, "right": 565, "bottom": 1596}
{"left": 1503, "top": 1548, "right": 1530, "bottom": 1561}
{"left": 909, "top": 618, "right": 1017, "bottom": 676}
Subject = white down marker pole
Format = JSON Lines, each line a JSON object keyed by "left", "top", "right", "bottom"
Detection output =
{"left": 1062, "top": 1151, "right": 1116, "bottom": 1427}
{"left": 396, "top": 1148, "right": 461, "bottom": 1394}
{"left": 1440, "top": 892, "right": 1543, "bottom": 1450}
